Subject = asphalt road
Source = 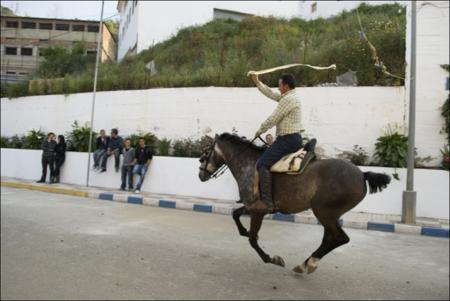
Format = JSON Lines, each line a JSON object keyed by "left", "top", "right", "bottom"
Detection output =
{"left": 1, "top": 186, "right": 449, "bottom": 300}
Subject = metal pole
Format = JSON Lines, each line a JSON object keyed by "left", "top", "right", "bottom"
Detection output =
{"left": 402, "top": 0, "right": 417, "bottom": 224}
{"left": 86, "top": 0, "right": 104, "bottom": 187}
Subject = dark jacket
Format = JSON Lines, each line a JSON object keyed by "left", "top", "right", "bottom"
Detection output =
{"left": 55, "top": 142, "right": 66, "bottom": 159}
{"left": 134, "top": 146, "right": 153, "bottom": 165}
{"left": 108, "top": 136, "right": 123, "bottom": 153}
{"left": 96, "top": 136, "right": 110, "bottom": 151}
{"left": 41, "top": 140, "right": 56, "bottom": 157}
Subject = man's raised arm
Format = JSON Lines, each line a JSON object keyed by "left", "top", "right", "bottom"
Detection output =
{"left": 251, "top": 73, "right": 282, "bottom": 102}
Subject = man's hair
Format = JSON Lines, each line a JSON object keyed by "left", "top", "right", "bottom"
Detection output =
{"left": 125, "top": 138, "right": 131, "bottom": 142}
{"left": 280, "top": 74, "right": 296, "bottom": 89}
{"left": 47, "top": 132, "right": 55, "bottom": 137}
{"left": 111, "top": 128, "right": 118, "bottom": 135}
{"left": 139, "top": 137, "right": 145, "bottom": 141}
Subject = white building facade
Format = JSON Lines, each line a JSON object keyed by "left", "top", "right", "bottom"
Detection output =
{"left": 116, "top": 0, "right": 303, "bottom": 61}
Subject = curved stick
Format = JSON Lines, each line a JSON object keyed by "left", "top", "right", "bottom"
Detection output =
{"left": 247, "top": 63, "right": 336, "bottom": 76}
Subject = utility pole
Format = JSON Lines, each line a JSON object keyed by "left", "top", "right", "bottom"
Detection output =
{"left": 86, "top": 0, "right": 104, "bottom": 187}
{"left": 402, "top": 0, "right": 417, "bottom": 224}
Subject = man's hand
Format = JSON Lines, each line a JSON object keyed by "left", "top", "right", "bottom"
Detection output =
{"left": 251, "top": 73, "right": 259, "bottom": 84}
{"left": 254, "top": 129, "right": 264, "bottom": 138}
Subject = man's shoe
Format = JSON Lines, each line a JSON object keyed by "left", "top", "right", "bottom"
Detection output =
{"left": 120, "top": 187, "right": 125, "bottom": 191}
{"left": 236, "top": 199, "right": 243, "bottom": 203}
{"left": 100, "top": 169, "right": 106, "bottom": 173}
{"left": 36, "top": 179, "right": 45, "bottom": 183}
{"left": 135, "top": 189, "right": 140, "bottom": 194}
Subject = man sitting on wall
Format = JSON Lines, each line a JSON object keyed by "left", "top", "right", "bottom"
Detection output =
{"left": 93, "top": 129, "right": 110, "bottom": 170}
{"left": 100, "top": 128, "right": 123, "bottom": 173}
{"left": 132, "top": 137, "right": 153, "bottom": 194}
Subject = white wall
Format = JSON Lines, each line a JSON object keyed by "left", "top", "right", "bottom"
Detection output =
{"left": 1, "top": 148, "right": 448, "bottom": 219}
{"left": 2, "top": 85, "right": 445, "bottom": 165}
{"left": 1, "top": 86, "right": 414, "bottom": 163}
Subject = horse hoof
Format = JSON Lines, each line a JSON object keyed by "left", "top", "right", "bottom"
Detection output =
{"left": 271, "top": 255, "right": 285, "bottom": 267}
{"left": 306, "top": 257, "right": 320, "bottom": 274}
{"left": 292, "top": 264, "right": 306, "bottom": 274}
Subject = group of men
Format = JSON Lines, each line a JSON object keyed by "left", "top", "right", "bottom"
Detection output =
{"left": 93, "top": 128, "right": 153, "bottom": 193}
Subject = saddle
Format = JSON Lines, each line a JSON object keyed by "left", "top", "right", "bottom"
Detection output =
{"left": 270, "top": 138, "right": 317, "bottom": 175}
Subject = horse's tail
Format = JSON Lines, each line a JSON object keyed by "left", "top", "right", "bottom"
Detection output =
{"left": 363, "top": 172, "right": 391, "bottom": 194}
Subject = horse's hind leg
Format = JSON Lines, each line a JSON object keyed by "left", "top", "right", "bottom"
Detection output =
{"left": 248, "top": 212, "right": 285, "bottom": 267}
{"left": 293, "top": 216, "right": 349, "bottom": 274}
{"left": 232, "top": 206, "right": 250, "bottom": 237}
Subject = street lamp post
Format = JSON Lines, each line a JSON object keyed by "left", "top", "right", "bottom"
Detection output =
{"left": 86, "top": 0, "right": 104, "bottom": 187}
{"left": 402, "top": 0, "right": 417, "bottom": 224}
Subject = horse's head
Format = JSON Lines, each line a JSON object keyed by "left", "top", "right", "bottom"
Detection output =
{"left": 198, "top": 134, "right": 226, "bottom": 182}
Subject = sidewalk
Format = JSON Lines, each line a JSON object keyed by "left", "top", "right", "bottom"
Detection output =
{"left": 1, "top": 176, "right": 448, "bottom": 238}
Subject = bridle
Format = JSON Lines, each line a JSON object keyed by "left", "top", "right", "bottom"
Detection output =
{"left": 200, "top": 136, "right": 268, "bottom": 179}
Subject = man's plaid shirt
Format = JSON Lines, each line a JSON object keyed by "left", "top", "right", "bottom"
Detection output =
{"left": 256, "top": 81, "right": 303, "bottom": 137}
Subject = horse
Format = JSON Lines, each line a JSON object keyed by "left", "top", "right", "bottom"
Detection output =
{"left": 198, "top": 133, "right": 391, "bottom": 274}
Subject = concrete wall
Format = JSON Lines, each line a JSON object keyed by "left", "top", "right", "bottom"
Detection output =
{"left": 2, "top": 85, "right": 445, "bottom": 165}
{"left": 1, "top": 148, "right": 448, "bottom": 219}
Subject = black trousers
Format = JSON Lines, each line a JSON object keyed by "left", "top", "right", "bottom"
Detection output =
{"left": 121, "top": 165, "right": 134, "bottom": 189}
{"left": 40, "top": 155, "right": 55, "bottom": 181}
{"left": 54, "top": 156, "right": 65, "bottom": 177}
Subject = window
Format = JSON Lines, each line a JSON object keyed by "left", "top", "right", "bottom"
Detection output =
{"left": 21, "top": 47, "right": 33, "bottom": 56}
{"left": 5, "top": 47, "right": 17, "bottom": 55}
{"left": 87, "top": 25, "right": 99, "bottom": 32}
{"left": 39, "top": 23, "right": 53, "bottom": 30}
{"left": 55, "top": 23, "right": 70, "bottom": 31}
{"left": 6, "top": 21, "right": 18, "bottom": 28}
{"left": 72, "top": 24, "right": 85, "bottom": 32}
{"left": 87, "top": 50, "right": 97, "bottom": 56}
{"left": 22, "top": 22, "right": 36, "bottom": 29}
{"left": 6, "top": 72, "right": 16, "bottom": 75}
{"left": 311, "top": 2, "right": 317, "bottom": 13}
{"left": 19, "top": 72, "right": 29, "bottom": 75}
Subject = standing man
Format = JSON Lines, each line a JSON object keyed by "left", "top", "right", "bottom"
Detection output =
{"left": 132, "top": 137, "right": 153, "bottom": 193}
{"left": 93, "top": 129, "right": 109, "bottom": 170}
{"left": 37, "top": 132, "right": 57, "bottom": 183}
{"left": 100, "top": 128, "right": 123, "bottom": 173}
{"left": 249, "top": 73, "right": 303, "bottom": 213}
{"left": 120, "top": 138, "right": 135, "bottom": 191}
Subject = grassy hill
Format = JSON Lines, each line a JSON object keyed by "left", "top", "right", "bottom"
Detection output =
{"left": 2, "top": 3, "right": 406, "bottom": 98}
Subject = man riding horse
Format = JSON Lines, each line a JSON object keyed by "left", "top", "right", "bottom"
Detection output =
{"left": 248, "top": 73, "right": 303, "bottom": 213}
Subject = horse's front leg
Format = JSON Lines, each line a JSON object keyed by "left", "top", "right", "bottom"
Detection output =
{"left": 232, "top": 206, "right": 250, "bottom": 237}
{"left": 248, "top": 212, "right": 285, "bottom": 267}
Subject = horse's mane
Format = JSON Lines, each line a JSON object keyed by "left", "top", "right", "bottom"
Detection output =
{"left": 218, "top": 133, "right": 265, "bottom": 152}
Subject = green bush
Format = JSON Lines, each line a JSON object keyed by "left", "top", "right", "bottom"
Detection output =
{"left": 1, "top": 136, "right": 10, "bottom": 148}
{"left": 22, "top": 129, "right": 47, "bottom": 149}
{"left": 374, "top": 127, "right": 409, "bottom": 168}
{"left": 128, "top": 131, "right": 158, "bottom": 149}
{"left": 337, "top": 145, "right": 369, "bottom": 166}
{"left": 9, "top": 135, "right": 24, "bottom": 149}
{"left": 157, "top": 138, "right": 171, "bottom": 156}
{"left": 66, "top": 121, "right": 96, "bottom": 152}
{"left": 441, "top": 144, "right": 450, "bottom": 170}
{"left": 172, "top": 136, "right": 213, "bottom": 157}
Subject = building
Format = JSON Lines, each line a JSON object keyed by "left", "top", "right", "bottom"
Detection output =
{"left": 116, "top": 1, "right": 303, "bottom": 61}
{"left": 213, "top": 8, "right": 254, "bottom": 22}
{"left": 0, "top": 15, "right": 117, "bottom": 83}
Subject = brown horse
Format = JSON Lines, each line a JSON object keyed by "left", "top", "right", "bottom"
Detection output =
{"left": 198, "top": 133, "right": 391, "bottom": 274}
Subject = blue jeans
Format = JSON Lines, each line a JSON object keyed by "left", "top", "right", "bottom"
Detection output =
{"left": 256, "top": 133, "right": 303, "bottom": 169}
{"left": 93, "top": 149, "right": 105, "bottom": 167}
{"left": 121, "top": 165, "right": 134, "bottom": 190}
{"left": 133, "top": 164, "right": 148, "bottom": 190}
